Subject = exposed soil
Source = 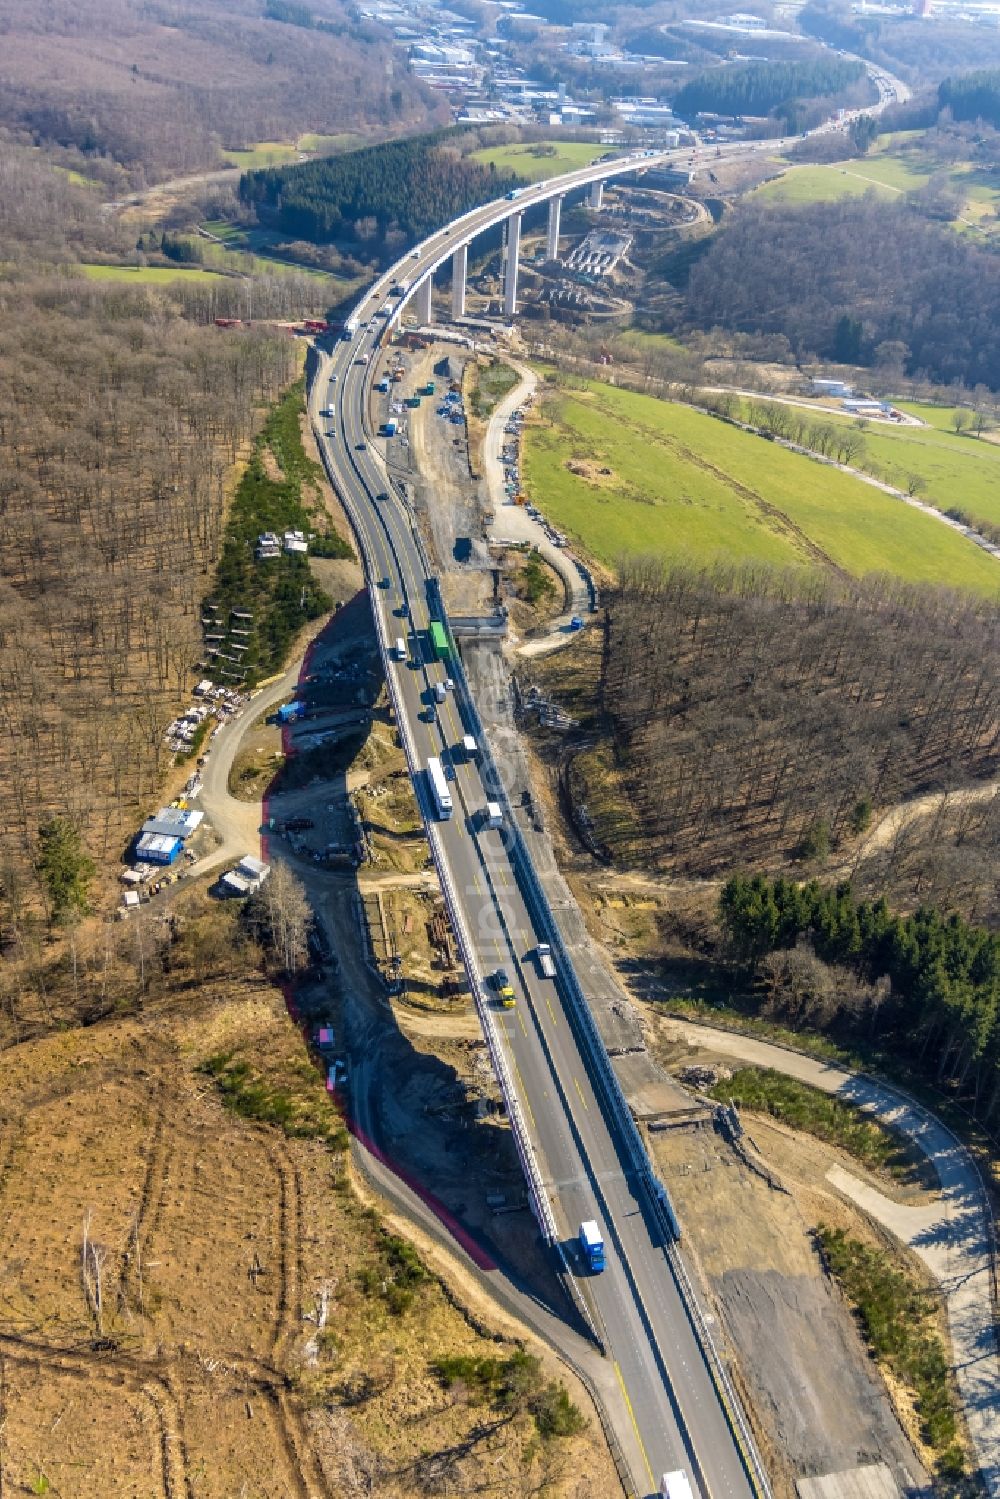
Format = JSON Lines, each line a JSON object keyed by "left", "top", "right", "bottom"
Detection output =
{"left": 649, "top": 1116, "right": 928, "bottom": 1498}
{"left": 0, "top": 911, "right": 612, "bottom": 1498}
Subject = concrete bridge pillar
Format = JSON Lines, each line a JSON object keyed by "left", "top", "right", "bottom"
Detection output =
{"left": 589, "top": 179, "right": 603, "bottom": 211}
{"left": 451, "top": 243, "right": 467, "bottom": 320}
{"left": 546, "top": 195, "right": 563, "bottom": 261}
{"left": 503, "top": 212, "right": 522, "bottom": 318}
{"left": 415, "top": 274, "right": 433, "bottom": 325}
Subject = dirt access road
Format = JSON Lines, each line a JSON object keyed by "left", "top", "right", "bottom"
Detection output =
{"left": 666, "top": 1016, "right": 1000, "bottom": 1494}
{"left": 482, "top": 361, "right": 595, "bottom": 655}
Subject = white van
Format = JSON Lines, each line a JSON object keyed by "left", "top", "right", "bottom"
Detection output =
{"left": 461, "top": 734, "right": 478, "bottom": 761}
{"left": 394, "top": 637, "right": 406, "bottom": 661}
{"left": 485, "top": 802, "right": 503, "bottom": 829}
{"left": 434, "top": 681, "right": 448, "bottom": 703}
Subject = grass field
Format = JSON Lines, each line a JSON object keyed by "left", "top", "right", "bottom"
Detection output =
{"left": 470, "top": 140, "right": 616, "bottom": 183}
{"left": 756, "top": 156, "right": 931, "bottom": 205}
{"left": 200, "top": 220, "right": 355, "bottom": 283}
{"left": 523, "top": 379, "right": 1000, "bottom": 595}
{"left": 54, "top": 165, "right": 102, "bottom": 189}
{"left": 297, "top": 130, "right": 364, "bottom": 154}
{"left": 853, "top": 420, "right": 1000, "bottom": 531}
{"left": 756, "top": 137, "right": 1000, "bottom": 235}
{"left": 79, "top": 263, "right": 227, "bottom": 285}
{"left": 736, "top": 394, "right": 1000, "bottom": 532}
{"left": 618, "top": 328, "right": 685, "bottom": 354}
{"left": 221, "top": 141, "right": 302, "bottom": 168}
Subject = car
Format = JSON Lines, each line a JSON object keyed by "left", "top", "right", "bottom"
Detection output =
{"left": 356, "top": 441, "right": 367, "bottom": 451}
{"left": 493, "top": 968, "right": 515, "bottom": 1007}
{"left": 410, "top": 249, "right": 420, "bottom": 258}
{"left": 376, "top": 491, "right": 390, "bottom": 504}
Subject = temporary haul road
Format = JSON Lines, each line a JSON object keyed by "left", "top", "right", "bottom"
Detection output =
{"left": 307, "top": 97, "right": 909, "bottom": 1499}
{"left": 308, "top": 143, "right": 776, "bottom": 1499}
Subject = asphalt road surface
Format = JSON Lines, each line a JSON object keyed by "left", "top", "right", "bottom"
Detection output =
{"left": 307, "top": 148, "right": 772, "bottom": 1499}
{"left": 304, "top": 95, "right": 908, "bottom": 1495}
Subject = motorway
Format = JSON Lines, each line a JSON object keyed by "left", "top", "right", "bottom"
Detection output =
{"left": 305, "top": 90, "right": 910, "bottom": 1495}
{"left": 308, "top": 144, "right": 774, "bottom": 1499}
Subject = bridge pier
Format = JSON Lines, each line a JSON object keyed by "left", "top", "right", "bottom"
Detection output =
{"left": 589, "top": 179, "right": 603, "bottom": 211}
{"left": 415, "top": 274, "right": 433, "bottom": 325}
{"left": 503, "top": 211, "right": 521, "bottom": 318}
{"left": 546, "top": 195, "right": 563, "bottom": 261}
{"left": 451, "top": 243, "right": 467, "bottom": 320}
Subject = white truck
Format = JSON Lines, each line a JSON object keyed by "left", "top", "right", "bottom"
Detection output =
{"left": 660, "top": 1472, "right": 695, "bottom": 1499}
{"left": 394, "top": 637, "right": 407, "bottom": 661}
{"left": 426, "top": 757, "right": 453, "bottom": 820}
{"left": 535, "top": 943, "right": 556, "bottom": 979}
{"left": 484, "top": 802, "right": 503, "bottom": 829}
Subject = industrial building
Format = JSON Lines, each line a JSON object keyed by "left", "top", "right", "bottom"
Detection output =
{"left": 134, "top": 806, "right": 204, "bottom": 866}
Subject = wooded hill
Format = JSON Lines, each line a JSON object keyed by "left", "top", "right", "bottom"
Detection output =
{"left": 720, "top": 875, "right": 1000, "bottom": 1123}
{"left": 241, "top": 133, "right": 521, "bottom": 250}
{"left": 594, "top": 561, "right": 1000, "bottom": 875}
{"left": 0, "top": 0, "right": 438, "bottom": 184}
{"left": 0, "top": 147, "right": 304, "bottom": 932}
{"left": 801, "top": 0, "right": 1000, "bottom": 82}
{"left": 673, "top": 57, "right": 865, "bottom": 122}
{"left": 681, "top": 197, "right": 1000, "bottom": 392}
{"left": 939, "top": 69, "right": 1000, "bottom": 128}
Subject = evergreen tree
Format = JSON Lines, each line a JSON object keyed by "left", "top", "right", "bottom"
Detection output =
{"left": 36, "top": 817, "right": 94, "bottom": 924}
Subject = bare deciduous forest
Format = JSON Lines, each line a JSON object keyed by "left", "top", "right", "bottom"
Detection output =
{"left": 680, "top": 198, "right": 1000, "bottom": 392}
{"left": 594, "top": 560, "right": 1000, "bottom": 874}
{"left": 0, "top": 151, "right": 303, "bottom": 924}
{"left": 0, "top": 0, "right": 440, "bottom": 183}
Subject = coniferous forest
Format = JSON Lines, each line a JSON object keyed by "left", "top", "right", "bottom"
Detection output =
{"left": 241, "top": 133, "right": 521, "bottom": 250}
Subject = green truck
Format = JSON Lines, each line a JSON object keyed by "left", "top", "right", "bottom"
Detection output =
{"left": 429, "top": 621, "right": 449, "bottom": 660}
{"left": 423, "top": 381, "right": 436, "bottom": 396}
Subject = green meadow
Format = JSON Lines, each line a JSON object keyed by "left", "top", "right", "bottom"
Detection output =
{"left": 470, "top": 140, "right": 616, "bottom": 183}
{"left": 79, "top": 263, "right": 226, "bottom": 285}
{"left": 522, "top": 380, "right": 1000, "bottom": 595}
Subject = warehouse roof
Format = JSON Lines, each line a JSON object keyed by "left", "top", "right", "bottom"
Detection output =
{"left": 141, "top": 807, "right": 204, "bottom": 840}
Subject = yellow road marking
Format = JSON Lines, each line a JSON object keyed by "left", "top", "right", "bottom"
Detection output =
{"left": 614, "top": 1361, "right": 655, "bottom": 1492}
{"left": 518, "top": 1008, "right": 527, "bottom": 1037}
{"left": 546, "top": 996, "right": 557, "bottom": 1026}
{"left": 573, "top": 1076, "right": 589, "bottom": 1112}
{"left": 513, "top": 1060, "right": 536, "bottom": 1129}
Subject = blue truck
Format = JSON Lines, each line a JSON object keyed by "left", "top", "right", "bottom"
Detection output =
{"left": 276, "top": 700, "right": 306, "bottom": 724}
{"left": 579, "top": 1220, "right": 605, "bottom": 1273}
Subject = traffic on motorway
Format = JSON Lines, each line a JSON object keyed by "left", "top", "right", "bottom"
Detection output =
{"left": 308, "top": 79, "right": 906, "bottom": 1494}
